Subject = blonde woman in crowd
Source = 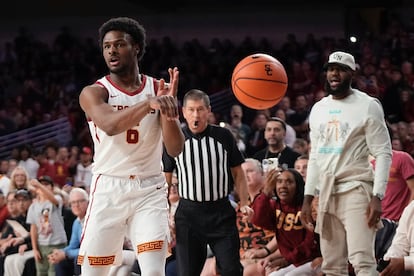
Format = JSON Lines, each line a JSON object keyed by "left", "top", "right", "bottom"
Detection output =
{"left": 9, "top": 166, "right": 30, "bottom": 193}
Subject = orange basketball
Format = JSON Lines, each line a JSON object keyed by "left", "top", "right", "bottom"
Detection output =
{"left": 231, "top": 53, "right": 288, "bottom": 110}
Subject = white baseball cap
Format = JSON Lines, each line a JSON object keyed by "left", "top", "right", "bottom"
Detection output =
{"left": 324, "top": 51, "right": 356, "bottom": 71}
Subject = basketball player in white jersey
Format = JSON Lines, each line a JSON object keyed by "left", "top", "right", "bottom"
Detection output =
{"left": 77, "top": 17, "right": 184, "bottom": 276}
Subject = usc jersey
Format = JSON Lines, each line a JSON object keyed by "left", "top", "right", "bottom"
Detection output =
{"left": 88, "top": 74, "right": 163, "bottom": 178}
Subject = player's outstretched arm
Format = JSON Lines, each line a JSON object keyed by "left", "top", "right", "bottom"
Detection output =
{"left": 79, "top": 84, "right": 157, "bottom": 136}
{"left": 157, "top": 67, "right": 184, "bottom": 157}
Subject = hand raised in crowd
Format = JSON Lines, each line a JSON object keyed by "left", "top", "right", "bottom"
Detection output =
{"left": 29, "top": 178, "right": 48, "bottom": 191}
{"left": 263, "top": 169, "right": 280, "bottom": 197}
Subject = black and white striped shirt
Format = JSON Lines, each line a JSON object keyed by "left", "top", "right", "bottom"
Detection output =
{"left": 163, "top": 124, "right": 245, "bottom": 202}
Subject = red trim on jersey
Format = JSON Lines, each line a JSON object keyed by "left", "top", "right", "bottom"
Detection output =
{"left": 104, "top": 75, "right": 147, "bottom": 96}
{"left": 94, "top": 123, "right": 100, "bottom": 143}
{"left": 95, "top": 80, "right": 110, "bottom": 105}
{"left": 95, "top": 81, "right": 106, "bottom": 88}
{"left": 79, "top": 174, "right": 101, "bottom": 246}
{"left": 153, "top": 78, "right": 159, "bottom": 95}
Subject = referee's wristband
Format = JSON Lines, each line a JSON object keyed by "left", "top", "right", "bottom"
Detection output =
{"left": 262, "top": 246, "right": 271, "bottom": 256}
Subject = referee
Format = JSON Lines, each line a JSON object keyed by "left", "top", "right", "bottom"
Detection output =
{"left": 163, "top": 89, "right": 253, "bottom": 276}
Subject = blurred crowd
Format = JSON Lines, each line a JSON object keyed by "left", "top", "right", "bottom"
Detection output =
{"left": 0, "top": 11, "right": 412, "bottom": 172}
{"left": 0, "top": 12, "right": 413, "bottom": 153}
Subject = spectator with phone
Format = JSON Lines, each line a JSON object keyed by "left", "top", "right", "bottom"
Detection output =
{"left": 252, "top": 117, "right": 300, "bottom": 172}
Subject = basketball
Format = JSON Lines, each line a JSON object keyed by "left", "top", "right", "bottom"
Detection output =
{"left": 231, "top": 53, "right": 288, "bottom": 110}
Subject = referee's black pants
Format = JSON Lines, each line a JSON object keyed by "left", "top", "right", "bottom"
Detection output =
{"left": 175, "top": 198, "right": 243, "bottom": 276}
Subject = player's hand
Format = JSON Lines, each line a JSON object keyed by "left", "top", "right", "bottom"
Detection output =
{"left": 301, "top": 195, "right": 315, "bottom": 231}
{"left": 149, "top": 95, "right": 179, "bottom": 121}
{"left": 157, "top": 67, "right": 179, "bottom": 97}
{"left": 311, "top": 257, "right": 323, "bottom": 269}
{"left": 366, "top": 196, "right": 382, "bottom": 229}
{"left": 379, "top": 257, "right": 404, "bottom": 276}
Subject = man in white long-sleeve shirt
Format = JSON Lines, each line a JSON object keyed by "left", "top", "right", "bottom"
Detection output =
{"left": 301, "top": 51, "right": 392, "bottom": 275}
{"left": 380, "top": 200, "right": 414, "bottom": 276}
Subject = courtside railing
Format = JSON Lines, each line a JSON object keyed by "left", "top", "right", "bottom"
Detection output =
{"left": 210, "top": 88, "right": 238, "bottom": 116}
{"left": 0, "top": 89, "right": 237, "bottom": 160}
{"left": 0, "top": 117, "right": 72, "bottom": 160}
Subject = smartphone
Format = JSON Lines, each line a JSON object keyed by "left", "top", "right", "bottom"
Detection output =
{"left": 262, "top": 158, "right": 279, "bottom": 173}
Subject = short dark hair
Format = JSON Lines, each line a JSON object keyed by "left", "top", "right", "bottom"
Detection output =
{"left": 267, "top": 117, "right": 287, "bottom": 131}
{"left": 183, "top": 89, "right": 210, "bottom": 107}
{"left": 19, "top": 144, "right": 33, "bottom": 155}
{"left": 15, "top": 189, "right": 32, "bottom": 200}
{"left": 98, "top": 17, "right": 146, "bottom": 61}
{"left": 38, "top": 175, "right": 54, "bottom": 186}
{"left": 296, "top": 154, "right": 309, "bottom": 161}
